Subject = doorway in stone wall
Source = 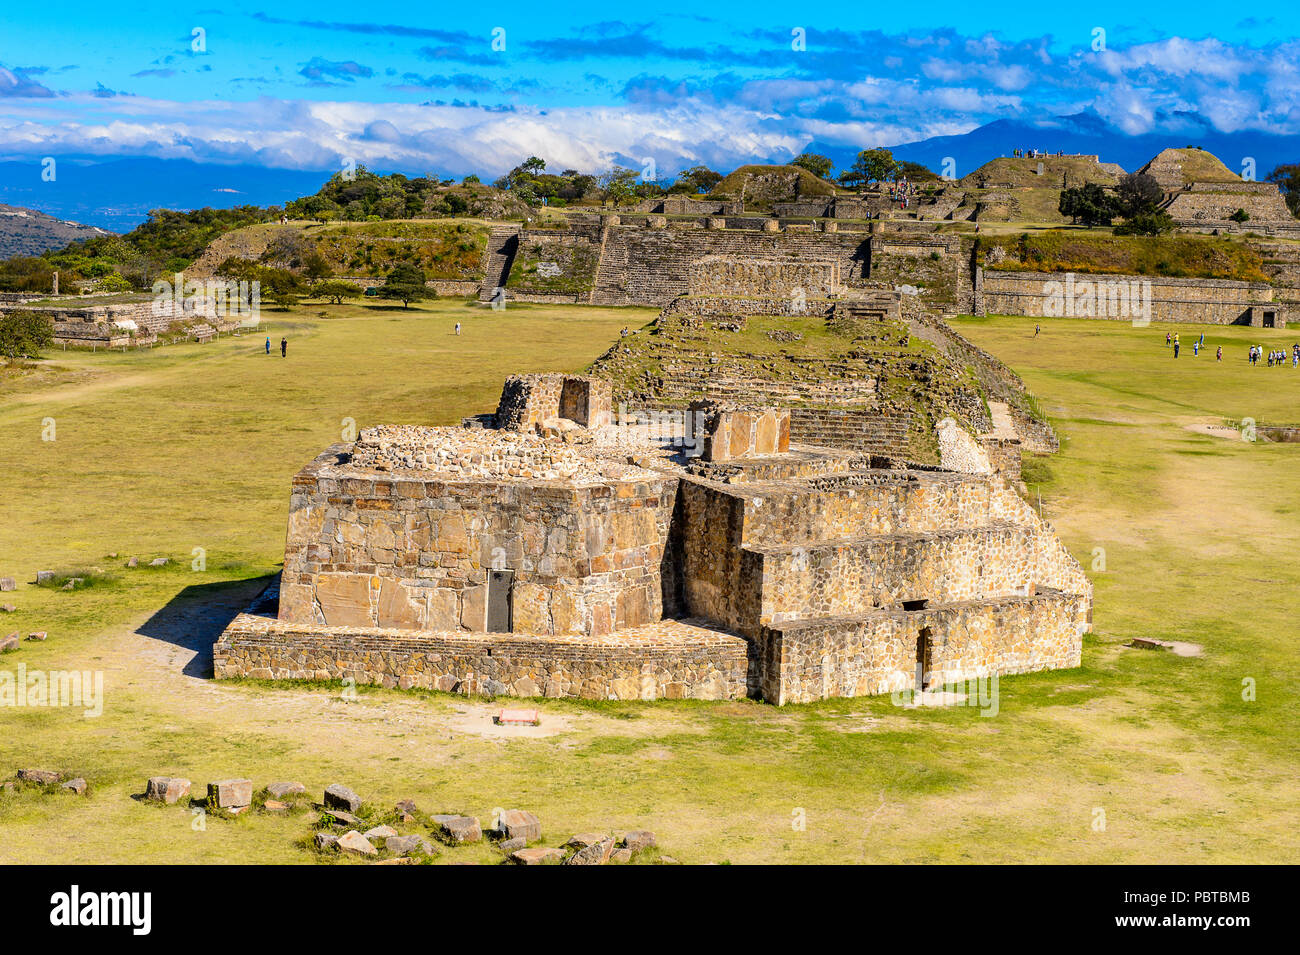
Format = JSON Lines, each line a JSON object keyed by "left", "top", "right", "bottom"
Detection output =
{"left": 916, "top": 627, "right": 934, "bottom": 691}
{"left": 558, "top": 378, "right": 591, "bottom": 426}
{"left": 487, "top": 570, "right": 514, "bottom": 633}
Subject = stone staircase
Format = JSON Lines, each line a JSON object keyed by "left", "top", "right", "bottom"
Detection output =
{"left": 477, "top": 226, "right": 520, "bottom": 301}
{"left": 677, "top": 464, "right": 1091, "bottom": 703}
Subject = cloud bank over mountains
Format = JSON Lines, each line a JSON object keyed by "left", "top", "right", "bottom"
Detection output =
{"left": 2, "top": 15, "right": 1299, "bottom": 183}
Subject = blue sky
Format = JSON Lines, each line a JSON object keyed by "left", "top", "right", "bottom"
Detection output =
{"left": 2, "top": 2, "right": 1299, "bottom": 179}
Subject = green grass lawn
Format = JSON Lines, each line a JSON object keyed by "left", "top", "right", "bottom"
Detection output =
{"left": 1, "top": 302, "right": 1297, "bottom": 864}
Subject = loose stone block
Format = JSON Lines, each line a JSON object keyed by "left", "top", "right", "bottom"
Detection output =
{"left": 145, "top": 776, "right": 191, "bottom": 804}
{"left": 17, "top": 769, "right": 61, "bottom": 785}
{"left": 336, "top": 830, "right": 377, "bottom": 857}
{"left": 266, "top": 781, "right": 306, "bottom": 798}
{"left": 431, "top": 814, "right": 482, "bottom": 845}
{"left": 208, "top": 779, "right": 253, "bottom": 809}
{"left": 323, "top": 783, "right": 362, "bottom": 813}
{"left": 0, "top": 577, "right": 15, "bottom": 591}
{"left": 386, "top": 834, "right": 436, "bottom": 857}
{"left": 565, "top": 838, "right": 616, "bottom": 865}
{"left": 509, "top": 847, "right": 565, "bottom": 865}
{"left": 492, "top": 809, "right": 541, "bottom": 843}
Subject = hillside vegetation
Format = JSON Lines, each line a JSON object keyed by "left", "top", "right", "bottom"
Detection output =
{"left": 980, "top": 231, "right": 1269, "bottom": 281}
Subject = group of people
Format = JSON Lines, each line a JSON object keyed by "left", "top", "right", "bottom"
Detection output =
{"left": 1165, "top": 332, "right": 1220, "bottom": 360}
{"left": 1162, "top": 331, "right": 1300, "bottom": 365}
{"left": 1012, "top": 148, "right": 1065, "bottom": 159}
{"left": 264, "top": 336, "right": 287, "bottom": 357}
{"left": 1249, "top": 343, "right": 1300, "bottom": 367}
{"left": 888, "top": 178, "right": 917, "bottom": 210}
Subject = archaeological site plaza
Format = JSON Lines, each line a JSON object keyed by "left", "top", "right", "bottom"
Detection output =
{"left": 215, "top": 256, "right": 1094, "bottom": 704}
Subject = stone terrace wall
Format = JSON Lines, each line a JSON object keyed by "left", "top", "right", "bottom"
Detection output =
{"left": 788, "top": 408, "right": 913, "bottom": 457}
{"left": 759, "top": 591, "right": 1086, "bottom": 704}
{"left": 981, "top": 269, "right": 1275, "bottom": 324}
{"left": 278, "top": 447, "right": 676, "bottom": 638}
{"left": 216, "top": 613, "right": 749, "bottom": 701}
{"left": 754, "top": 524, "right": 1043, "bottom": 624}
{"left": 1165, "top": 183, "right": 1294, "bottom": 226}
{"left": 589, "top": 227, "right": 872, "bottom": 306}
{"left": 689, "top": 256, "right": 841, "bottom": 297}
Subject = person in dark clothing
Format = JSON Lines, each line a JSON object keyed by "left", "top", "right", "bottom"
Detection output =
{"left": 280, "top": 337, "right": 287, "bottom": 358}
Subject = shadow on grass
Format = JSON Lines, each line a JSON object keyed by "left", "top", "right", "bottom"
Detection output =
{"left": 135, "top": 574, "right": 276, "bottom": 679}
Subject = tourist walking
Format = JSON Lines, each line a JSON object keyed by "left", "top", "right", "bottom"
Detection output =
{"left": 280, "top": 337, "right": 287, "bottom": 358}
{"left": 455, "top": 322, "right": 462, "bottom": 336}
{"left": 265, "top": 336, "right": 271, "bottom": 355}
{"left": 1216, "top": 346, "right": 1222, "bottom": 361}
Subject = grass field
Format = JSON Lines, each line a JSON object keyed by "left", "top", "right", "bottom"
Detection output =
{"left": 1, "top": 300, "right": 1297, "bottom": 864}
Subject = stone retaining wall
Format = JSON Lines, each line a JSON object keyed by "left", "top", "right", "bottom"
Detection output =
{"left": 759, "top": 591, "right": 1086, "bottom": 704}
{"left": 981, "top": 269, "right": 1275, "bottom": 324}
{"left": 215, "top": 613, "right": 750, "bottom": 701}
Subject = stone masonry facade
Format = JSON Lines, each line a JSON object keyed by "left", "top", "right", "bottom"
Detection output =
{"left": 217, "top": 366, "right": 1091, "bottom": 704}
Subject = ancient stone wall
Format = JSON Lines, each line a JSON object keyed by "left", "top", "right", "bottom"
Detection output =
{"left": 216, "top": 613, "right": 749, "bottom": 701}
{"left": 277, "top": 446, "right": 675, "bottom": 638}
{"left": 758, "top": 591, "right": 1086, "bottom": 704}
{"left": 688, "top": 256, "right": 841, "bottom": 297}
{"left": 495, "top": 374, "right": 613, "bottom": 431}
{"left": 1165, "top": 182, "right": 1294, "bottom": 226}
{"left": 788, "top": 408, "right": 913, "bottom": 457}
{"left": 981, "top": 269, "right": 1276, "bottom": 324}
{"left": 588, "top": 227, "right": 872, "bottom": 305}
{"left": 693, "top": 403, "right": 791, "bottom": 461}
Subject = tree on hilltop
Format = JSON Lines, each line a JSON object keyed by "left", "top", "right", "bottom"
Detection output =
{"left": 669, "top": 165, "right": 723, "bottom": 195}
{"left": 839, "top": 148, "right": 898, "bottom": 191}
{"left": 789, "top": 153, "right": 834, "bottom": 179}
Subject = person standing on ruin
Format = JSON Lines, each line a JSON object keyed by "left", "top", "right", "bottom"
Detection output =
{"left": 280, "top": 337, "right": 287, "bottom": 358}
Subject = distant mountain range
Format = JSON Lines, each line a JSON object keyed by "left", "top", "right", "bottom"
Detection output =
{"left": 0, "top": 203, "right": 113, "bottom": 258}
{"left": 813, "top": 112, "right": 1300, "bottom": 183}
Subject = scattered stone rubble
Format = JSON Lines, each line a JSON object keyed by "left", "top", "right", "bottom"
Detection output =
{"left": 350, "top": 425, "right": 643, "bottom": 483}
{"left": 100, "top": 774, "right": 676, "bottom": 864}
